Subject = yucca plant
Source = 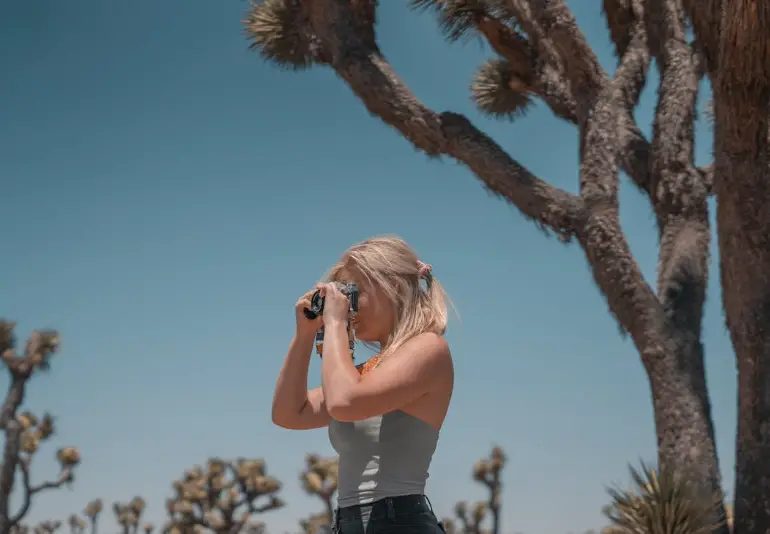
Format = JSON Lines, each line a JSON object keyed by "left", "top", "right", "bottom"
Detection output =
{"left": 603, "top": 461, "right": 725, "bottom": 534}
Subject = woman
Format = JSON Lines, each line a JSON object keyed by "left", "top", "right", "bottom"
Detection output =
{"left": 272, "top": 235, "right": 454, "bottom": 534}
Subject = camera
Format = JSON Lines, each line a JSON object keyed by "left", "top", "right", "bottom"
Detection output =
{"left": 302, "top": 282, "right": 359, "bottom": 359}
{"left": 303, "top": 282, "right": 359, "bottom": 320}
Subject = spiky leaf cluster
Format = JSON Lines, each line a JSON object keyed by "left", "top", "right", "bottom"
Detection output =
{"left": 56, "top": 447, "right": 80, "bottom": 469}
{"left": 0, "top": 320, "right": 61, "bottom": 374}
{"left": 603, "top": 462, "right": 725, "bottom": 534}
{"left": 244, "top": 0, "right": 315, "bottom": 70}
{"left": 300, "top": 454, "right": 338, "bottom": 499}
{"left": 17, "top": 412, "right": 55, "bottom": 456}
{"left": 83, "top": 499, "right": 103, "bottom": 520}
{"left": 410, "top": 0, "right": 516, "bottom": 42}
{"left": 471, "top": 59, "right": 533, "bottom": 120}
{"left": 164, "top": 457, "right": 282, "bottom": 534}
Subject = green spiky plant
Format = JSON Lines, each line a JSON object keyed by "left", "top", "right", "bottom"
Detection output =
{"left": 0, "top": 321, "right": 81, "bottom": 534}
{"left": 603, "top": 462, "right": 725, "bottom": 534}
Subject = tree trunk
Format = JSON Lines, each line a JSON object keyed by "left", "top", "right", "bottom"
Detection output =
{"left": 714, "top": 93, "right": 770, "bottom": 534}
{"left": 703, "top": 0, "right": 770, "bottom": 531}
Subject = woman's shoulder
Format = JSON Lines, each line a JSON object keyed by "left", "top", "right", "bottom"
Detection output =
{"left": 398, "top": 332, "right": 453, "bottom": 370}
{"left": 410, "top": 331, "right": 451, "bottom": 354}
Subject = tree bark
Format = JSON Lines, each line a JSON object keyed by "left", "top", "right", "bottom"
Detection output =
{"left": 0, "top": 376, "right": 27, "bottom": 534}
{"left": 685, "top": 0, "right": 770, "bottom": 531}
{"left": 714, "top": 94, "right": 770, "bottom": 534}
{"left": 644, "top": 1, "right": 726, "bottom": 527}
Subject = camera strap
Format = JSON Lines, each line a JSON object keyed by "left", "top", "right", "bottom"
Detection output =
{"left": 314, "top": 303, "right": 357, "bottom": 360}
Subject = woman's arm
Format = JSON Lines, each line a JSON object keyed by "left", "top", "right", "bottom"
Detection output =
{"left": 321, "top": 319, "right": 451, "bottom": 422}
{"left": 272, "top": 333, "right": 331, "bottom": 430}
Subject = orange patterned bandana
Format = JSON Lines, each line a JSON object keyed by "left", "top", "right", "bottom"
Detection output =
{"left": 355, "top": 355, "right": 383, "bottom": 377}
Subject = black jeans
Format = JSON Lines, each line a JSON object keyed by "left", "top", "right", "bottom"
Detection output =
{"left": 332, "top": 494, "right": 445, "bottom": 534}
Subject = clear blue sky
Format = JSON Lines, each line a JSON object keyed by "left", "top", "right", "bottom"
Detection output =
{"left": 0, "top": 1, "right": 733, "bottom": 533}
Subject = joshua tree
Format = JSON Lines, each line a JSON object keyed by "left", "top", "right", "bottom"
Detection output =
{"left": 243, "top": 0, "right": 770, "bottom": 529}
{"left": 113, "top": 497, "right": 150, "bottom": 534}
{"left": 10, "top": 522, "right": 62, "bottom": 534}
{"left": 299, "top": 454, "right": 338, "bottom": 534}
{"left": 0, "top": 321, "right": 81, "bottom": 534}
{"left": 67, "top": 515, "right": 86, "bottom": 534}
{"left": 442, "top": 447, "right": 505, "bottom": 534}
{"left": 163, "top": 457, "right": 282, "bottom": 534}
{"left": 82, "top": 500, "right": 102, "bottom": 534}
{"left": 601, "top": 461, "right": 725, "bottom": 534}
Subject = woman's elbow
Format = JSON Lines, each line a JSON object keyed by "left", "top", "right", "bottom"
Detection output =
{"left": 271, "top": 406, "right": 298, "bottom": 429}
{"left": 327, "top": 399, "right": 359, "bottom": 422}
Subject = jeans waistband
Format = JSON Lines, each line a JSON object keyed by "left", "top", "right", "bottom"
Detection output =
{"left": 335, "top": 494, "right": 433, "bottom": 522}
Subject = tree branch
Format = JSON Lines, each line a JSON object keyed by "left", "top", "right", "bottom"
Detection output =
{"left": 10, "top": 458, "right": 74, "bottom": 526}
{"left": 481, "top": 1, "right": 656, "bottom": 193}
{"left": 647, "top": 0, "right": 710, "bottom": 297}
{"left": 571, "top": 0, "right": 662, "bottom": 340}
{"left": 525, "top": 0, "right": 606, "bottom": 122}
{"left": 0, "top": 420, "right": 23, "bottom": 534}
{"left": 268, "top": 0, "right": 664, "bottom": 341}
{"left": 301, "top": 0, "right": 583, "bottom": 240}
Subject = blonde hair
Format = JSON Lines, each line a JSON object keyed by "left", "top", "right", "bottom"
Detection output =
{"left": 324, "top": 235, "right": 450, "bottom": 359}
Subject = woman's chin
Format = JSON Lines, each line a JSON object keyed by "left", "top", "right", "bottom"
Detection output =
{"left": 354, "top": 327, "right": 373, "bottom": 342}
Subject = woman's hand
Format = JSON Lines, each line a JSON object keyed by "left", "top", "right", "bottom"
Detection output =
{"left": 316, "top": 283, "right": 350, "bottom": 326}
{"left": 295, "top": 289, "right": 323, "bottom": 338}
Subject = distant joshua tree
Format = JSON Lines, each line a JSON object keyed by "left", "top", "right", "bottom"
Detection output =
{"left": 10, "top": 521, "right": 63, "bottom": 534}
{"left": 113, "top": 497, "right": 152, "bottom": 534}
{"left": 82, "top": 500, "right": 102, "bottom": 534}
{"left": 298, "top": 454, "right": 339, "bottom": 534}
{"left": 442, "top": 447, "right": 506, "bottom": 534}
{"left": 67, "top": 513, "right": 86, "bottom": 534}
{"left": 0, "top": 321, "right": 81, "bottom": 534}
{"left": 163, "top": 457, "right": 283, "bottom": 534}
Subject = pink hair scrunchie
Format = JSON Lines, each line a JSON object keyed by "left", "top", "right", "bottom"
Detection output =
{"left": 416, "top": 260, "right": 433, "bottom": 279}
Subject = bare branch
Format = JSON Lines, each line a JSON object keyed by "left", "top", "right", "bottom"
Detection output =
{"left": 474, "top": 2, "right": 656, "bottom": 194}
{"left": 603, "top": 0, "right": 637, "bottom": 58}
{"left": 525, "top": 0, "right": 606, "bottom": 121}
{"left": 682, "top": 0, "right": 721, "bottom": 74}
{"left": 573, "top": 0, "right": 662, "bottom": 340}
{"left": 10, "top": 459, "right": 74, "bottom": 527}
{"left": 256, "top": 0, "right": 584, "bottom": 240}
